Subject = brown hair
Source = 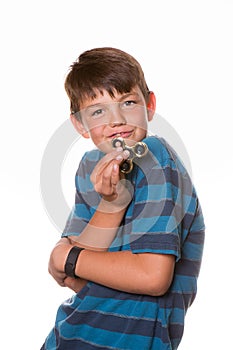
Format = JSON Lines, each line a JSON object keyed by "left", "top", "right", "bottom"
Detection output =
{"left": 64, "top": 47, "right": 150, "bottom": 114}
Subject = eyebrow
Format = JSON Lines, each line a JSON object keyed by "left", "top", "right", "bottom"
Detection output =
{"left": 118, "top": 92, "right": 141, "bottom": 101}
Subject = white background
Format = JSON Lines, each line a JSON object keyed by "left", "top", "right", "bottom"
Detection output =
{"left": 1, "top": 1, "right": 232, "bottom": 349}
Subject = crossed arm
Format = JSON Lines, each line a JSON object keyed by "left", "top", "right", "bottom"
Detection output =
{"left": 48, "top": 148, "right": 175, "bottom": 296}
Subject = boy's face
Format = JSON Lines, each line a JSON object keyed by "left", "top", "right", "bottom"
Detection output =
{"left": 71, "top": 87, "right": 156, "bottom": 153}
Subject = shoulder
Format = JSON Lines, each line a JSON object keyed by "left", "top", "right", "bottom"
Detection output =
{"left": 142, "top": 135, "right": 189, "bottom": 176}
{"left": 137, "top": 136, "right": 185, "bottom": 175}
{"left": 143, "top": 135, "right": 177, "bottom": 163}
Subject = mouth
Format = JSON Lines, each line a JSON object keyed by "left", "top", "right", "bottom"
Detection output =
{"left": 108, "top": 130, "right": 134, "bottom": 139}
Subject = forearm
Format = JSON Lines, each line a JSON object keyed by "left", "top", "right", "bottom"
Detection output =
{"left": 75, "top": 250, "right": 175, "bottom": 296}
{"left": 69, "top": 199, "right": 126, "bottom": 250}
{"left": 76, "top": 250, "right": 143, "bottom": 293}
{"left": 69, "top": 152, "right": 133, "bottom": 251}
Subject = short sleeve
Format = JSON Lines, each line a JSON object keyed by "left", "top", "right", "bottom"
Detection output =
{"left": 62, "top": 150, "right": 102, "bottom": 238}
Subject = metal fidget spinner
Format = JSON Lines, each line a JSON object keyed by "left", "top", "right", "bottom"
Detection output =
{"left": 112, "top": 137, "right": 148, "bottom": 174}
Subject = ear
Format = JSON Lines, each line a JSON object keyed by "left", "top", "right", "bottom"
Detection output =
{"left": 147, "top": 91, "right": 156, "bottom": 121}
{"left": 70, "top": 114, "right": 90, "bottom": 139}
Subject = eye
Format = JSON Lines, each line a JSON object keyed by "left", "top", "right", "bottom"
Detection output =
{"left": 122, "top": 100, "right": 137, "bottom": 109}
{"left": 92, "top": 109, "right": 103, "bottom": 116}
{"left": 92, "top": 108, "right": 104, "bottom": 117}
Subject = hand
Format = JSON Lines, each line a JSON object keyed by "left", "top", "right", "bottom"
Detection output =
{"left": 48, "top": 238, "right": 88, "bottom": 292}
{"left": 48, "top": 238, "right": 74, "bottom": 287}
{"left": 91, "top": 148, "right": 133, "bottom": 211}
{"left": 64, "top": 276, "right": 88, "bottom": 293}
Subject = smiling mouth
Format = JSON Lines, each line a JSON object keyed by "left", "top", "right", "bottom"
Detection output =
{"left": 109, "top": 130, "right": 133, "bottom": 139}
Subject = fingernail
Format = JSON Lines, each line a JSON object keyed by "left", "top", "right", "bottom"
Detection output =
{"left": 113, "top": 163, "right": 118, "bottom": 171}
{"left": 115, "top": 154, "right": 123, "bottom": 161}
{"left": 123, "top": 150, "right": 130, "bottom": 158}
{"left": 116, "top": 147, "right": 123, "bottom": 152}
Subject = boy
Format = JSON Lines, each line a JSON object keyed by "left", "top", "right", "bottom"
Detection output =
{"left": 41, "top": 47, "right": 205, "bottom": 350}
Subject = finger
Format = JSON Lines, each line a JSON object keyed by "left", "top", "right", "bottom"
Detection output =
{"left": 64, "top": 276, "right": 88, "bottom": 292}
{"left": 54, "top": 274, "right": 67, "bottom": 287}
{"left": 111, "top": 162, "right": 120, "bottom": 186}
{"left": 91, "top": 148, "right": 123, "bottom": 183}
{"left": 95, "top": 151, "right": 128, "bottom": 193}
{"left": 97, "top": 161, "right": 116, "bottom": 195}
{"left": 95, "top": 149, "right": 128, "bottom": 186}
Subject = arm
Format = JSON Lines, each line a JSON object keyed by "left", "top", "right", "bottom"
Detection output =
{"left": 68, "top": 148, "right": 132, "bottom": 250}
{"left": 49, "top": 148, "right": 175, "bottom": 295}
{"left": 77, "top": 250, "right": 175, "bottom": 296}
{"left": 49, "top": 148, "right": 132, "bottom": 291}
{"left": 49, "top": 241, "right": 175, "bottom": 296}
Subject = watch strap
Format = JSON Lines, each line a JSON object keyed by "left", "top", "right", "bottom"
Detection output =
{"left": 64, "top": 246, "right": 84, "bottom": 278}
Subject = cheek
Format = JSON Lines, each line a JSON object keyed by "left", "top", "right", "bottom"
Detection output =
{"left": 88, "top": 126, "right": 111, "bottom": 151}
{"left": 127, "top": 114, "right": 148, "bottom": 132}
{"left": 88, "top": 127, "right": 102, "bottom": 142}
{"left": 84, "top": 120, "right": 102, "bottom": 134}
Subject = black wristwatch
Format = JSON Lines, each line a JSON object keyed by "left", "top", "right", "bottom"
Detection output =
{"left": 64, "top": 246, "right": 84, "bottom": 278}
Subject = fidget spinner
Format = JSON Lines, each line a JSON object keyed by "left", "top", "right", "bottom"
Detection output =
{"left": 112, "top": 137, "right": 148, "bottom": 174}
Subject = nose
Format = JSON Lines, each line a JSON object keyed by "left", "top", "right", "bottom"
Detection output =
{"left": 108, "top": 104, "right": 126, "bottom": 126}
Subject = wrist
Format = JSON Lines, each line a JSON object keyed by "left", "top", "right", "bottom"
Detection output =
{"left": 98, "top": 197, "right": 126, "bottom": 213}
{"left": 99, "top": 179, "right": 134, "bottom": 213}
{"left": 64, "top": 246, "right": 84, "bottom": 278}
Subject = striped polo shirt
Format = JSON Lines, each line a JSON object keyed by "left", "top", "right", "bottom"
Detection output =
{"left": 41, "top": 136, "right": 205, "bottom": 350}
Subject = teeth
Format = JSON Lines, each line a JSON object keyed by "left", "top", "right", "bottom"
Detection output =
{"left": 111, "top": 132, "right": 130, "bottom": 138}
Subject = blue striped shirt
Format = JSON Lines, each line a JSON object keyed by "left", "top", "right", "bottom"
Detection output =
{"left": 42, "top": 136, "right": 205, "bottom": 350}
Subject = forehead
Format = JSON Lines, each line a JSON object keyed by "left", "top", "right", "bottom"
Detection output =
{"left": 79, "top": 86, "right": 144, "bottom": 110}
